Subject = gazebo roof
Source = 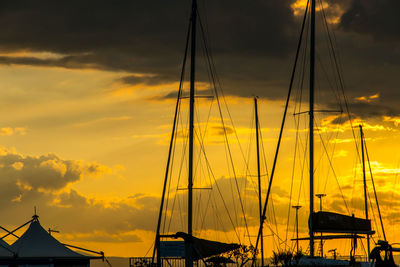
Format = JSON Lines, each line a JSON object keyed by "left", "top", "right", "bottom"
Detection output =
{"left": 0, "top": 238, "right": 13, "bottom": 258}
{"left": 11, "top": 218, "right": 90, "bottom": 259}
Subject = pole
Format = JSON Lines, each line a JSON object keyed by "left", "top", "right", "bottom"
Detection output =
{"left": 187, "top": 0, "right": 197, "bottom": 266}
{"left": 254, "top": 97, "right": 264, "bottom": 267}
{"left": 309, "top": 0, "right": 316, "bottom": 257}
{"left": 293, "top": 205, "right": 302, "bottom": 254}
{"left": 251, "top": 2, "right": 310, "bottom": 265}
{"left": 315, "top": 194, "right": 326, "bottom": 257}
{"left": 360, "top": 125, "right": 370, "bottom": 260}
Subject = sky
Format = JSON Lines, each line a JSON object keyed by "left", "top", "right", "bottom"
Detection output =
{"left": 0, "top": 0, "right": 399, "bottom": 260}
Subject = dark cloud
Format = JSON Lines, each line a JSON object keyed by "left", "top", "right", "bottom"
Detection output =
{"left": 0, "top": 150, "right": 106, "bottom": 191}
{"left": 0, "top": 0, "right": 296, "bottom": 71}
{"left": 119, "top": 75, "right": 176, "bottom": 86}
{"left": 145, "top": 88, "right": 213, "bottom": 101}
{"left": 0, "top": 0, "right": 301, "bottom": 105}
{"left": 0, "top": 55, "right": 99, "bottom": 70}
{"left": 0, "top": 0, "right": 399, "bottom": 120}
{"left": 340, "top": 0, "right": 400, "bottom": 41}
{"left": 348, "top": 102, "right": 398, "bottom": 119}
{"left": 212, "top": 125, "right": 234, "bottom": 136}
{"left": 322, "top": 93, "right": 400, "bottom": 122}
{"left": 159, "top": 91, "right": 179, "bottom": 100}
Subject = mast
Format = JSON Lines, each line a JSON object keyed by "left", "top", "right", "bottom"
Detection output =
{"left": 360, "top": 125, "right": 370, "bottom": 260}
{"left": 187, "top": 0, "right": 197, "bottom": 266}
{"left": 254, "top": 97, "right": 264, "bottom": 267}
{"left": 309, "top": 0, "right": 316, "bottom": 257}
{"left": 293, "top": 205, "right": 302, "bottom": 254}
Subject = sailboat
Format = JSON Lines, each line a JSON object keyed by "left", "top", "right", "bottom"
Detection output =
{"left": 251, "top": 0, "right": 394, "bottom": 266}
{"left": 147, "top": 1, "right": 251, "bottom": 266}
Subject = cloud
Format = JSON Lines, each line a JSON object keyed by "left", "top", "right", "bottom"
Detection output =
{"left": 383, "top": 116, "right": 400, "bottom": 127}
{"left": 0, "top": 55, "right": 100, "bottom": 70}
{"left": 49, "top": 190, "right": 160, "bottom": 233}
{"left": 119, "top": 75, "right": 176, "bottom": 86}
{"left": 0, "top": 187, "right": 161, "bottom": 244}
{"left": 211, "top": 125, "right": 234, "bottom": 136}
{"left": 340, "top": 0, "right": 400, "bottom": 41}
{"left": 0, "top": 0, "right": 399, "bottom": 122}
{"left": 347, "top": 101, "right": 399, "bottom": 119}
{"left": 0, "top": 0, "right": 297, "bottom": 72}
{"left": 0, "top": 127, "right": 26, "bottom": 136}
{"left": 0, "top": 0, "right": 301, "bottom": 106}
{"left": 2, "top": 147, "right": 399, "bottom": 248}
{"left": 0, "top": 149, "right": 109, "bottom": 191}
{"left": 0, "top": 147, "right": 160, "bottom": 240}
{"left": 354, "top": 93, "right": 380, "bottom": 103}
{"left": 72, "top": 116, "right": 132, "bottom": 128}
{"left": 0, "top": 148, "right": 162, "bottom": 244}
{"left": 62, "top": 231, "right": 142, "bottom": 243}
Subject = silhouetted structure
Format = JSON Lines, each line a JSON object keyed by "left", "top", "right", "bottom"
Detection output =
{"left": 0, "top": 214, "right": 103, "bottom": 267}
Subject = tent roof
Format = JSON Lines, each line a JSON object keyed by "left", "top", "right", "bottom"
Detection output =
{"left": 0, "top": 238, "right": 13, "bottom": 258}
{"left": 11, "top": 219, "right": 90, "bottom": 259}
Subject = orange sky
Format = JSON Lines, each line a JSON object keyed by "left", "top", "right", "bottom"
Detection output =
{"left": 0, "top": 0, "right": 399, "bottom": 261}
{"left": 0, "top": 62, "right": 399, "bottom": 258}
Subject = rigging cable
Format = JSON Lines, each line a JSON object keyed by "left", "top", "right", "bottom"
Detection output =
{"left": 153, "top": 16, "right": 191, "bottom": 262}
{"left": 389, "top": 159, "right": 400, "bottom": 235}
{"left": 367, "top": 180, "right": 382, "bottom": 241}
{"left": 253, "top": 0, "right": 310, "bottom": 262}
{"left": 293, "top": 0, "right": 310, "bottom": 218}
{"left": 198, "top": 11, "right": 241, "bottom": 231}
{"left": 191, "top": 76, "right": 215, "bottom": 234}
{"left": 198, "top": 3, "right": 264, "bottom": 226}
{"left": 198, "top": 12, "right": 252, "bottom": 245}
{"left": 322, "top": 115, "right": 342, "bottom": 194}
{"left": 314, "top": 118, "right": 350, "bottom": 214}
{"left": 166, "top": 105, "right": 190, "bottom": 233}
{"left": 197, "top": 137, "right": 242, "bottom": 241}
{"left": 319, "top": 0, "right": 361, "bottom": 165}
{"left": 364, "top": 133, "right": 386, "bottom": 241}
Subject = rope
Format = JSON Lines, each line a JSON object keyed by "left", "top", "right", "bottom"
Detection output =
{"left": 364, "top": 134, "right": 386, "bottom": 241}
{"left": 253, "top": 0, "right": 311, "bottom": 260}
{"left": 198, "top": 12, "right": 252, "bottom": 245}
{"left": 314, "top": 119, "right": 350, "bottom": 214}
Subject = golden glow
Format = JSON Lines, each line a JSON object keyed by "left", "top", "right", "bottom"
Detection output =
{"left": 291, "top": 0, "right": 308, "bottom": 16}
{"left": 384, "top": 116, "right": 400, "bottom": 126}
{"left": 291, "top": 0, "right": 344, "bottom": 24}
{"left": 0, "top": 50, "right": 66, "bottom": 60}
{"left": 0, "top": 46, "right": 398, "bottom": 261}
{"left": 355, "top": 92, "right": 380, "bottom": 102}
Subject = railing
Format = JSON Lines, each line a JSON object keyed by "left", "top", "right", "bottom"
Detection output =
{"left": 129, "top": 257, "right": 198, "bottom": 267}
{"left": 324, "top": 255, "right": 369, "bottom": 262}
{"left": 130, "top": 256, "right": 372, "bottom": 267}
{"left": 129, "top": 257, "right": 242, "bottom": 267}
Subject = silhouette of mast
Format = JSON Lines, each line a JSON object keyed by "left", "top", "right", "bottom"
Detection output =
{"left": 153, "top": 7, "right": 191, "bottom": 266}
{"left": 360, "top": 125, "right": 370, "bottom": 260}
{"left": 187, "top": 0, "right": 197, "bottom": 266}
{"left": 254, "top": 97, "right": 264, "bottom": 266}
{"left": 309, "top": 0, "right": 316, "bottom": 257}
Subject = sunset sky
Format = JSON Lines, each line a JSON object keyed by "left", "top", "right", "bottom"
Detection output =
{"left": 0, "top": 0, "right": 399, "bottom": 259}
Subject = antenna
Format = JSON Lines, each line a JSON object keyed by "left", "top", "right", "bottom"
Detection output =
{"left": 32, "top": 206, "right": 39, "bottom": 221}
{"left": 48, "top": 228, "right": 60, "bottom": 236}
